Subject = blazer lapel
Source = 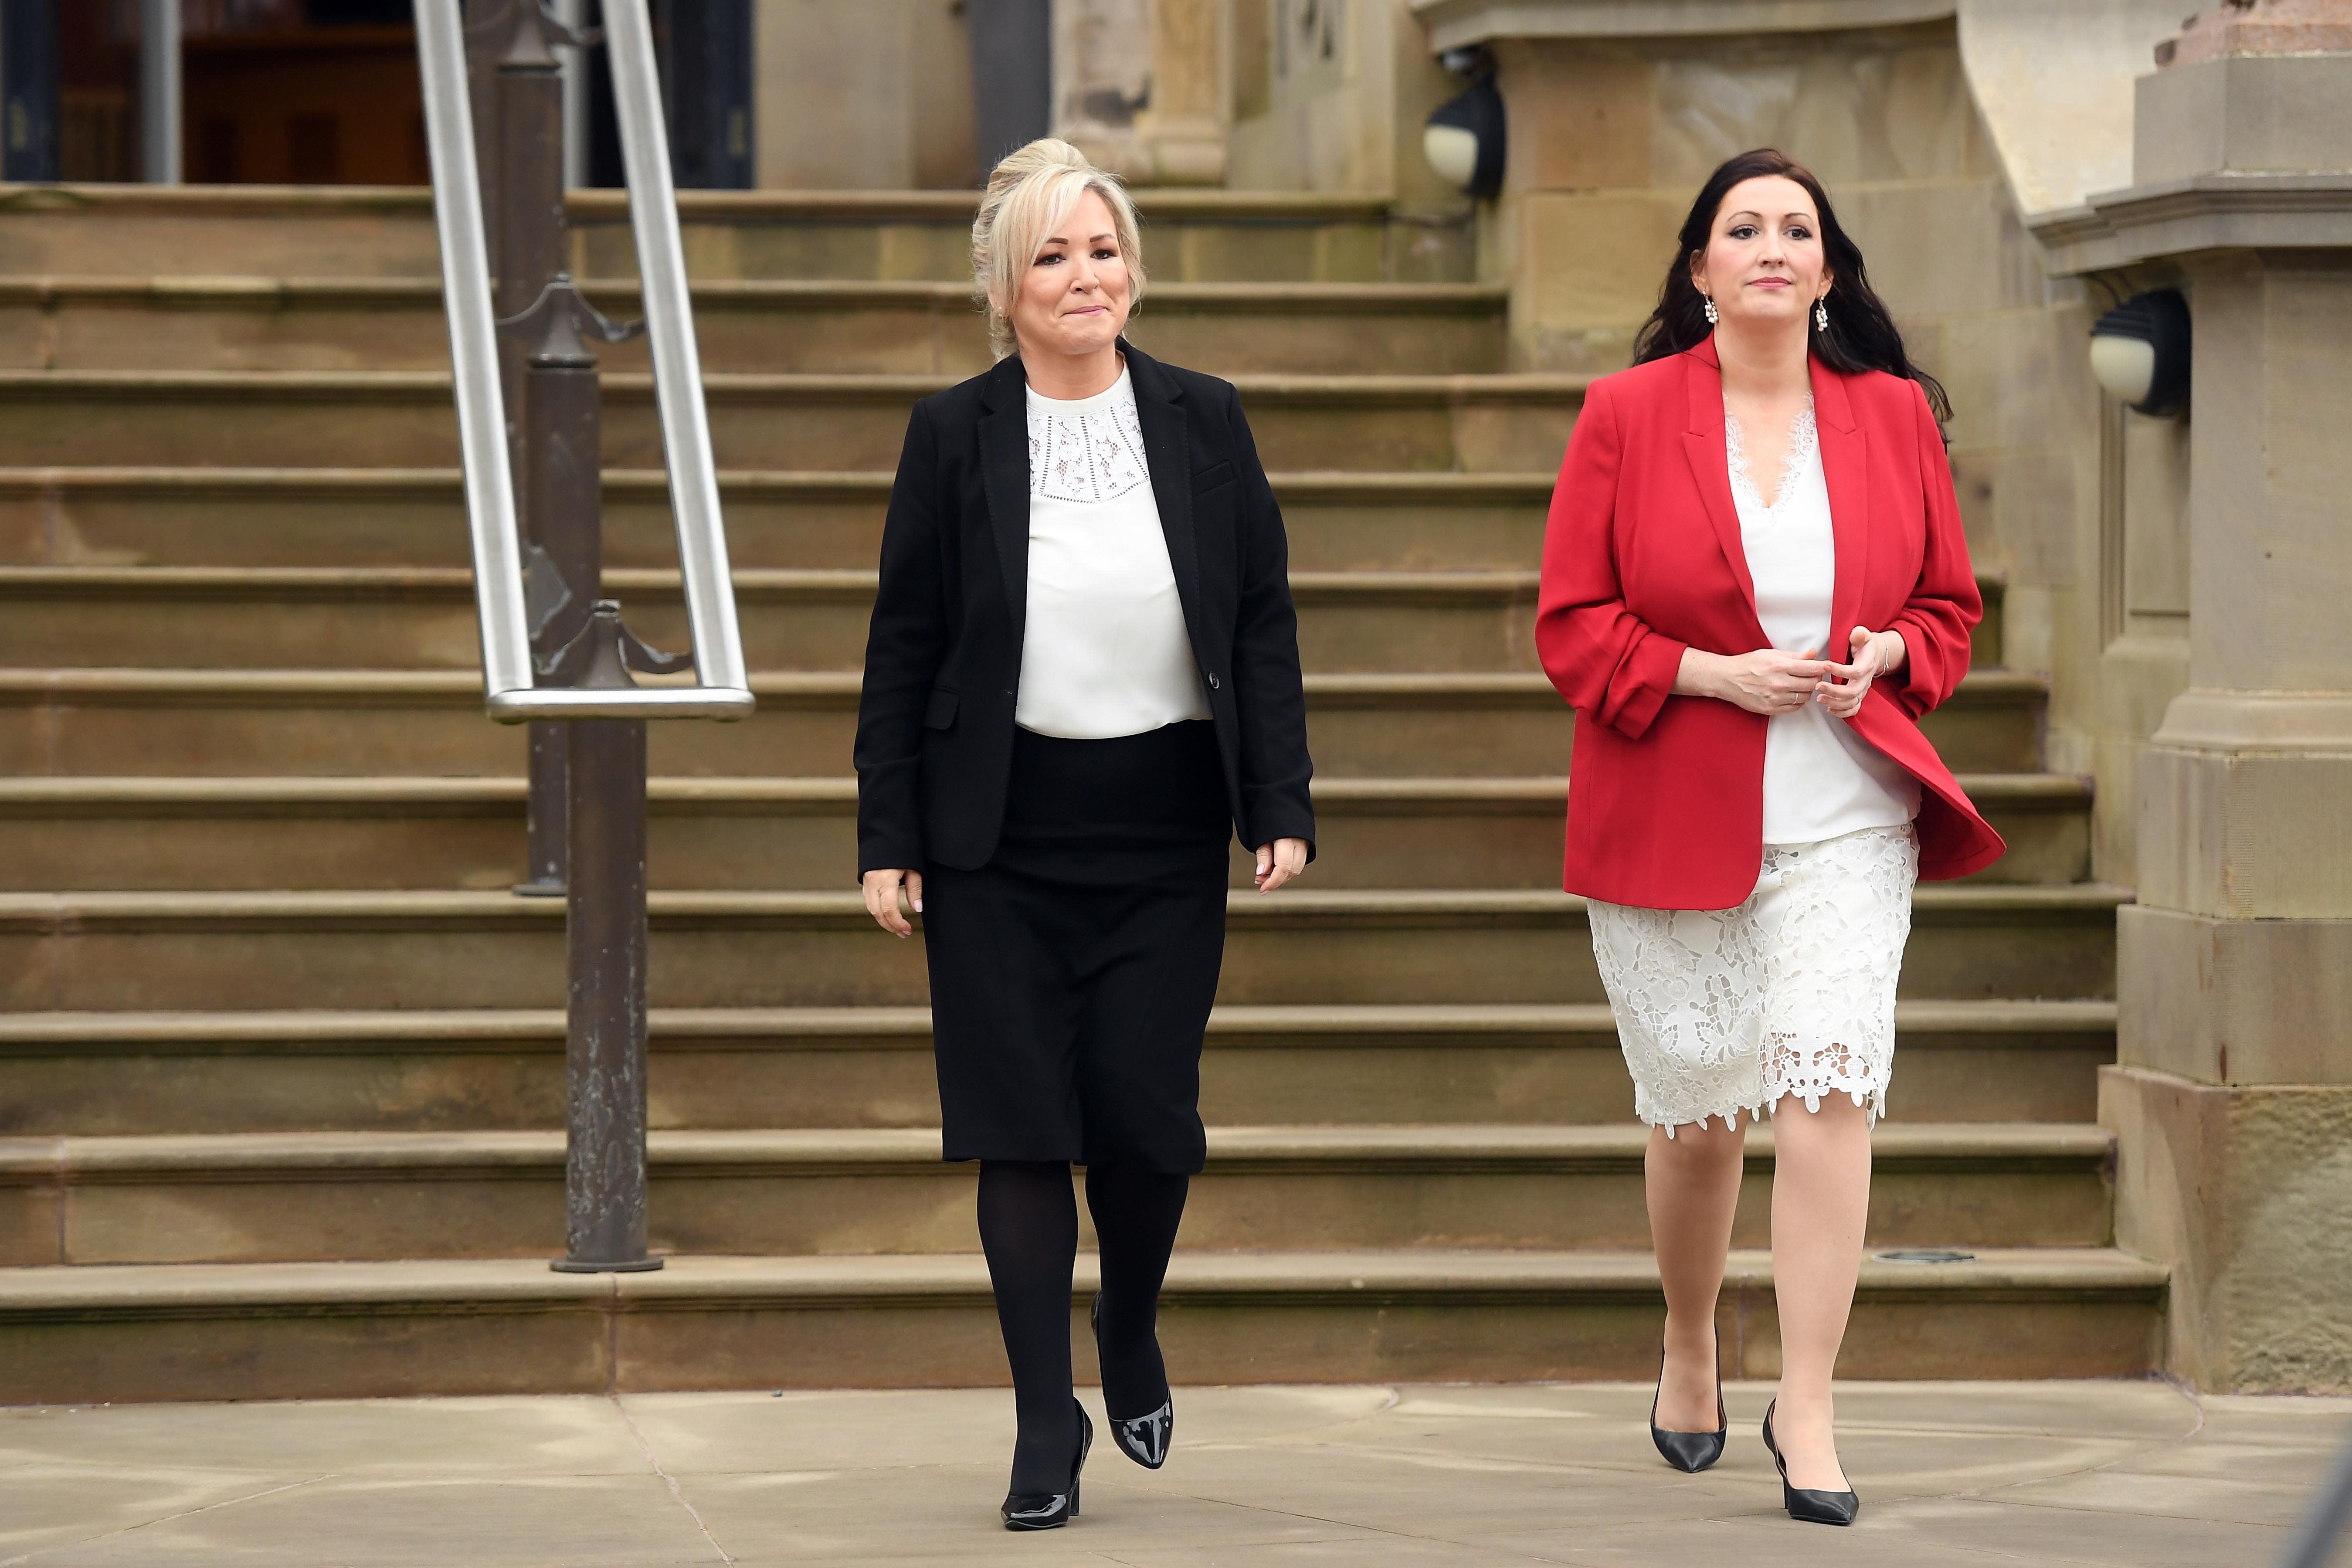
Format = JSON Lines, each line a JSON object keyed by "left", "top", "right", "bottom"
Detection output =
{"left": 975, "top": 355, "right": 1032, "bottom": 639}
{"left": 1123, "top": 343, "right": 1206, "bottom": 650}
{"left": 1811, "top": 357, "right": 1869, "bottom": 661}
{"left": 1679, "top": 341, "right": 1761, "bottom": 620}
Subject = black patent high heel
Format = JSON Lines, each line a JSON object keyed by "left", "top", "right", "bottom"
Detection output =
{"left": 1648, "top": 1322, "right": 1727, "bottom": 1473}
{"left": 1762, "top": 1399, "right": 1860, "bottom": 1526}
{"left": 1002, "top": 1399, "right": 1092, "bottom": 1531}
{"left": 1091, "top": 1293, "right": 1174, "bottom": 1469}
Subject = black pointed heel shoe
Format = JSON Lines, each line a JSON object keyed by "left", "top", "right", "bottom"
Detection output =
{"left": 1761, "top": 1399, "right": 1860, "bottom": 1526}
{"left": 1001, "top": 1399, "right": 1092, "bottom": 1531}
{"left": 1092, "top": 1293, "right": 1174, "bottom": 1470}
{"left": 1648, "top": 1324, "right": 1728, "bottom": 1473}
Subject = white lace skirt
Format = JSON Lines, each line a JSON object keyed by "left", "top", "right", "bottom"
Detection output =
{"left": 1586, "top": 824, "right": 1919, "bottom": 1137}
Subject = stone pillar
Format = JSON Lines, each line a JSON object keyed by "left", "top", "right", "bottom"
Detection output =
{"left": 754, "top": 0, "right": 977, "bottom": 189}
{"left": 2092, "top": 0, "right": 2352, "bottom": 1392}
{"left": 1053, "top": 0, "right": 1229, "bottom": 184}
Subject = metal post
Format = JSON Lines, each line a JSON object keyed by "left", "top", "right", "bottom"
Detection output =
{"left": 494, "top": 22, "right": 567, "bottom": 333}
{"left": 485, "top": 4, "right": 605, "bottom": 896}
{"left": 509, "top": 274, "right": 629, "bottom": 894}
{"left": 552, "top": 659, "right": 657, "bottom": 1272}
{"left": 504, "top": 17, "right": 574, "bottom": 895}
{"left": 554, "top": 0, "right": 590, "bottom": 191}
{"left": 140, "top": 0, "right": 181, "bottom": 183}
{"left": 519, "top": 729, "right": 570, "bottom": 893}
{"left": 419, "top": 0, "right": 731, "bottom": 1278}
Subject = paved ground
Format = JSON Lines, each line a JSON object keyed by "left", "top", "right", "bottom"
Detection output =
{"left": 1, "top": 1380, "right": 2344, "bottom": 1565}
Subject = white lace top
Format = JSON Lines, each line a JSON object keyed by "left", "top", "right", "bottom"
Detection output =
{"left": 1015, "top": 367, "right": 1210, "bottom": 739}
{"left": 1727, "top": 397, "right": 1921, "bottom": 845}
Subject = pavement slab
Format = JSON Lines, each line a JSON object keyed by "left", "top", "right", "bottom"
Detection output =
{"left": 0, "top": 1380, "right": 2340, "bottom": 1566}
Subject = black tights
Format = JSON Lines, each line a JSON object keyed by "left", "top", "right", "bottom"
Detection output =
{"left": 976, "top": 1159, "right": 1190, "bottom": 1492}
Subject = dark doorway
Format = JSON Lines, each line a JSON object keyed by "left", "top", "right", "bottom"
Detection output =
{"left": 583, "top": 0, "right": 754, "bottom": 190}
{"left": 183, "top": 1, "right": 426, "bottom": 185}
{"left": 3, "top": 0, "right": 62, "bottom": 183}
{"left": 61, "top": 3, "right": 137, "bottom": 182}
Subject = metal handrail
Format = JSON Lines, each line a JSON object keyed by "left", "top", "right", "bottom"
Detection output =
{"left": 415, "top": 0, "right": 753, "bottom": 723}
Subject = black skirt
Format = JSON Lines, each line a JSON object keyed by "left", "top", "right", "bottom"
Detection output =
{"left": 922, "top": 720, "right": 1230, "bottom": 1173}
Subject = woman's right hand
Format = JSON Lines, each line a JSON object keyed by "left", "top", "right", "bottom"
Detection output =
{"left": 1676, "top": 645, "right": 1832, "bottom": 716}
{"left": 862, "top": 868, "right": 923, "bottom": 938}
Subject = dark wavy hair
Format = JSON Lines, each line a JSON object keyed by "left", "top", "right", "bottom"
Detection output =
{"left": 1632, "top": 148, "right": 1950, "bottom": 423}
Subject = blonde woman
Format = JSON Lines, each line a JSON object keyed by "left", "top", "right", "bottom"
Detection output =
{"left": 853, "top": 140, "right": 1315, "bottom": 1531}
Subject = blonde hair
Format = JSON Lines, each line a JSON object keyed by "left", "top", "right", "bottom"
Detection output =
{"left": 972, "top": 139, "right": 1147, "bottom": 361}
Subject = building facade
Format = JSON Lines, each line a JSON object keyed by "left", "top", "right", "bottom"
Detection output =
{"left": 0, "top": 0, "right": 2345, "bottom": 1395}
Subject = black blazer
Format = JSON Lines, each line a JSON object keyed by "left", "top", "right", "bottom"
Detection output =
{"left": 854, "top": 343, "right": 1316, "bottom": 875}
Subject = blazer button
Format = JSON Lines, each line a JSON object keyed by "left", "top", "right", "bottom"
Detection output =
{"left": 1207, "top": 673, "right": 1221, "bottom": 690}
{"left": 1002, "top": 688, "right": 1015, "bottom": 696}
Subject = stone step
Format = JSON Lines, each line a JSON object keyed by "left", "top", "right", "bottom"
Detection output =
{"left": 0, "top": 1247, "right": 2166, "bottom": 1404}
{"left": 0, "top": 1122, "right": 2116, "bottom": 1269}
{"left": 0, "top": 472, "right": 2011, "bottom": 663}
{"left": 0, "top": 565, "right": 2009, "bottom": 677}
{"left": 0, "top": 467, "right": 1557, "bottom": 573}
{"left": 0, "top": 1000, "right": 2119, "bottom": 1138}
{"left": 0, "top": 772, "right": 2090, "bottom": 892}
{"left": 0, "top": 371, "right": 1585, "bottom": 474}
{"left": 0, "top": 186, "right": 1460, "bottom": 285}
{"left": 0, "top": 886, "right": 2128, "bottom": 1013}
{"left": 0, "top": 567, "right": 1544, "bottom": 675}
{"left": 0, "top": 668, "right": 2047, "bottom": 778}
{"left": 0, "top": 278, "right": 1509, "bottom": 377}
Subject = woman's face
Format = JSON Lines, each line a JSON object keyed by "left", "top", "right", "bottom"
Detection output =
{"left": 1005, "top": 188, "right": 1132, "bottom": 361}
{"left": 1689, "top": 175, "right": 1833, "bottom": 331}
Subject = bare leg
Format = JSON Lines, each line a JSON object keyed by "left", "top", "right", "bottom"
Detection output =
{"left": 1768, "top": 1091, "right": 1873, "bottom": 1490}
{"left": 1646, "top": 1112, "right": 1747, "bottom": 1431}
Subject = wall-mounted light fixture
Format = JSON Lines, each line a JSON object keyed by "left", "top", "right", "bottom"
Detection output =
{"left": 2089, "top": 289, "right": 2191, "bottom": 417}
{"left": 1424, "top": 48, "right": 1505, "bottom": 200}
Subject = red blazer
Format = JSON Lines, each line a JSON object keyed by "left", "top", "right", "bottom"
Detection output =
{"left": 1535, "top": 339, "right": 2004, "bottom": 909}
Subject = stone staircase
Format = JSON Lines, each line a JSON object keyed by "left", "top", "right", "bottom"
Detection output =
{"left": 0, "top": 184, "right": 2161, "bottom": 1404}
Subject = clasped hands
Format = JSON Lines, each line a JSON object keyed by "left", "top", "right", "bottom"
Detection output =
{"left": 1676, "top": 625, "right": 1907, "bottom": 720}
{"left": 862, "top": 836, "right": 1310, "bottom": 938}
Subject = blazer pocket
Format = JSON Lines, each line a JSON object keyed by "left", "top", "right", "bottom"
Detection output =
{"left": 923, "top": 687, "right": 960, "bottom": 730}
{"left": 1191, "top": 460, "right": 1236, "bottom": 495}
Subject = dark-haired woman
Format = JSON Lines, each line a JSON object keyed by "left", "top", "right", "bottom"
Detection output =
{"left": 1536, "top": 149, "right": 2002, "bottom": 1526}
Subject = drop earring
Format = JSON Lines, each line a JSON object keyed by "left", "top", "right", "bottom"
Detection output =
{"left": 1815, "top": 298, "right": 1829, "bottom": 333}
{"left": 1703, "top": 293, "right": 1719, "bottom": 326}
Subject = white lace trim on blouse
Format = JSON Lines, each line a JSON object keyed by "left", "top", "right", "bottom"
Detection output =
{"left": 1014, "top": 367, "right": 1208, "bottom": 739}
{"left": 1027, "top": 373, "right": 1150, "bottom": 502}
{"left": 1724, "top": 396, "right": 1819, "bottom": 519}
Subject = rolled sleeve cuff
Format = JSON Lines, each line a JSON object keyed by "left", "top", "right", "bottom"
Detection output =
{"left": 1887, "top": 619, "right": 1942, "bottom": 712}
{"left": 1608, "top": 633, "right": 1688, "bottom": 740}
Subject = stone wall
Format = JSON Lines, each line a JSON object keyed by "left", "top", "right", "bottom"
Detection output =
{"left": 754, "top": 0, "right": 980, "bottom": 189}
{"left": 1978, "top": 0, "right": 2352, "bottom": 1391}
{"left": 746, "top": 2, "right": 1463, "bottom": 201}
{"left": 1227, "top": 0, "right": 1464, "bottom": 209}
{"left": 1055, "top": 0, "right": 1232, "bottom": 183}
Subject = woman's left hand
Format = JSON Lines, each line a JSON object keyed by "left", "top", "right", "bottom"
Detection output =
{"left": 1818, "top": 625, "right": 1908, "bottom": 719}
{"left": 1256, "top": 837, "right": 1308, "bottom": 893}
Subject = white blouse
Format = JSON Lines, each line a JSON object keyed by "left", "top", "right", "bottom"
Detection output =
{"left": 1015, "top": 368, "right": 1211, "bottom": 740}
{"left": 1728, "top": 398, "right": 1921, "bottom": 845}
